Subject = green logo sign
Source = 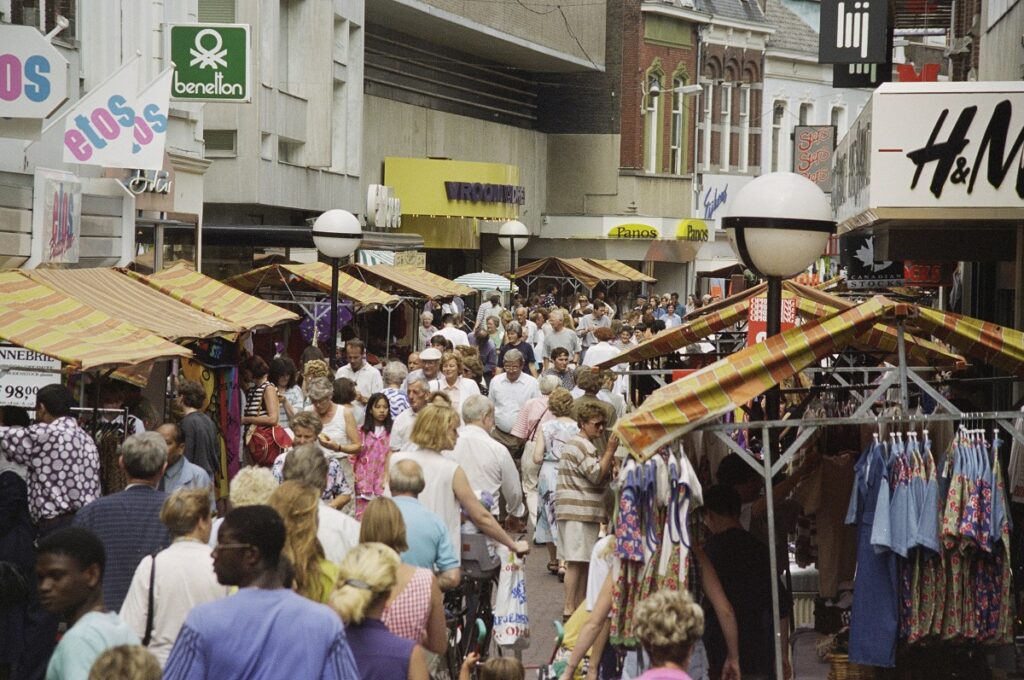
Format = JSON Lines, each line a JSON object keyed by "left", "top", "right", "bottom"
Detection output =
{"left": 169, "top": 24, "right": 250, "bottom": 102}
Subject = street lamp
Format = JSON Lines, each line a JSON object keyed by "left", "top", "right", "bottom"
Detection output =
{"left": 722, "top": 172, "right": 834, "bottom": 427}
{"left": 497, "top": 220, "right": 529, "bottom": 293}
{"left": 311, "top": 209, "right": 363, "bottom": 369}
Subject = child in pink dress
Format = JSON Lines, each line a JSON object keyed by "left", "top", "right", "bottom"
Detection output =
{"left": 354, "top": 393, "right": 392, "bottom": 519}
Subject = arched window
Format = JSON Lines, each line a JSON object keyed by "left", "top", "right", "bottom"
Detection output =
{"left": 670, "top": 75, "right": 690, "bottom": 175}
{"left": 643, "top": 70, "right": 663, "bottom": 173}
{"left": 771, "top": 100, "right": 786, "bottom": 172}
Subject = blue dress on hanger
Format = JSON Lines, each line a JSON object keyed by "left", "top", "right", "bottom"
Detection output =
{"left": 845, "top": 441, "right": 898, "bottom": 667}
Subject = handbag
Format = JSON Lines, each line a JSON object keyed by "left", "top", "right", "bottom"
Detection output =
{"left": 247, "top": 425, "right": 293, "bottom": 467}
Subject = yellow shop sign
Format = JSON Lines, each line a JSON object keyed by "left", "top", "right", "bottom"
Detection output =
{"left": 675, "top": 219, "right": 709, "bottom": 242}
{"left": 383, "top": 157, "right": 522, "bottom": 220}
{"left": 607, "top": 223, "right": 660, "bottom": 239}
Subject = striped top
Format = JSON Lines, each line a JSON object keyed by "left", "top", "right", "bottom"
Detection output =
{"left": 555, "top": 435, "right": 607, "bottom": 524}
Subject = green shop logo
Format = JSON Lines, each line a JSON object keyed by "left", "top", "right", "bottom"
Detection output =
{"left": 169, "top": 24, "right": 250, "bottom": 102}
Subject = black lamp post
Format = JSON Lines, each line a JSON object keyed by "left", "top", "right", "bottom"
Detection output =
{"left": 311, "top": 209, "right": 363, "bottom": 369}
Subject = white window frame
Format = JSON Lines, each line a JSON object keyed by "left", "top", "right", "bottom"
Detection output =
{"left": 830, "top": 105, "right": 846, "bottom": 134}
{"left": 799, "top": 102, "right": 813, "bottom": 126}
{"left": 702, "top": 81, "right": 714, "bottom": 171}
{"left": 671, "top": 77, "right": 686, "bottom": 175}
{"left": 738, "top": 85, "right": 751, "bottom": 172}
{"left": 644, "top": 74, "right": 661, "bottom": 173}
{"left": 720, "top": 83, "right": 732, "bottom": 172}
{"left": 771, "top": 100, "right": 786, "bottom": 172}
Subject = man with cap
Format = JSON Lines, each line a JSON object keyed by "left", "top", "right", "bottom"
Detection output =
{"left": 474, "top": 291, "right": 503, "bottom": 331}
{"left": 402, "top": 346, "right": 443, "bottom": 392}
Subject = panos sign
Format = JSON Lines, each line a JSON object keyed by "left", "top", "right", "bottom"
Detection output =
{"left": 0, "top": 25, "right": 69, "bottom": 118}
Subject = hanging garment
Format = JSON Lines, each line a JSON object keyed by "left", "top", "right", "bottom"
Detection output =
{"left": 846, "top": 440, "right": 898, "bottom": 668}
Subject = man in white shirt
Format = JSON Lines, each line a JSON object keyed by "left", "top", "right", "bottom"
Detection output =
{"left": 488, "top": 349, "right": 540, "bottom": 459}
{"left": 515, "top": 307, "right": 538, "bottom": 346}
{"left": 282, "top": 443, "right": 360, "bottom": 563}
{"left": 577, "top": 302, "right": 612, "bottom": 354}
{"left": 391, "top": 378, "right": 430, "bottom": 451}
{"left": 436, "top": 314, "right": 470, "bottom": 348}
{"left": 335, "top": 338, "right": 383, "bottom": 423}
{"left": 474, "top": 291, "right": 503, "bottom": 330}
{"left": 402, "top": 346, "right": 443, "bottom": 391}
{"left": 447, "top": 395, "right": 525, "bottom": 521}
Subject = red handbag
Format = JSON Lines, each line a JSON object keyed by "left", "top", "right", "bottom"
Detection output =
{"left": 247, "top": 425, "right": 292, "bottom": 467}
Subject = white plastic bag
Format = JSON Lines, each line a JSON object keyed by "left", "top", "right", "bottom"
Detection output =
{"left": 492, "top": 545, "right": 530, "bottom": 649}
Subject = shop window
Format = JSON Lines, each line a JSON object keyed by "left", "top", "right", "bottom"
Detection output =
{"left": 11, "top": 0, "right": 76, "bottom": 41}
{"left": 205, "top": 130, "right": 237, "bottom": 158}
{"left": 643, "top": 73, "right": 662, "bottom": 173}
{"left": 771, "top": 101, "right": 786, "bottom": 172}
{"left": 278, "top": 137, "right": 303, "bottom": 165}
{"left": 198, "top": 0, "right": 236, "bottom": 22}
{"left": 670, "top": 77, "right": 688, "bottom": 175}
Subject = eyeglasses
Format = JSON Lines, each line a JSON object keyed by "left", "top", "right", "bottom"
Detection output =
{"left": 213, "top": 543, "right": 254, "bottom": 552}
{"left": 587, "top": 421, "right": 607, "bottom": 428}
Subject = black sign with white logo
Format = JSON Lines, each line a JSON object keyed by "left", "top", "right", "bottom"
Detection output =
{"left": 819, "top": 0, "right": 891, "bottom": 64}
{"left": 841, "top": 234, "right": 904, "bottom": 289}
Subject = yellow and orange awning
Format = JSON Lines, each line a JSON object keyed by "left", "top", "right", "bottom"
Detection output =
{"left": 226, "top": 263, "right": 399, "bottom": 308}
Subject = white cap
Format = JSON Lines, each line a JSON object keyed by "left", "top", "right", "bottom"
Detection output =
{"left": 420, "top": 347, "right": 443, "bottom": 361}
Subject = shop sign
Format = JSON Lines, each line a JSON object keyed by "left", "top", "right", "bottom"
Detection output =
{"left": 698, "top": 174, "right": 754, "bottom": 228}
{"left": 903, "top": 261, "right": 955, "bottom": 287}
{"left": 0, "top": 343, "right": 61, "bottom": 409}
{"left": 793, "top": 126, "right": 836, "bottom": 190}
{"left": 366, "top": 184, "right": 401, "bottom": 229}
{"left": 394, "top": 250, "right": 426, "bottom": 268}
{"left": 32, "top": 168, "right": 81, "bottom": 265}
{"left": 819, "top": 0, "right": 890, "bottom": 64}
{"left": 61, "top": 57, "right": 172, "bottom": 171}
{"left": 831, "top": 102, "right": 872, "bottom": 222}
{"left": 747, "top": 294, "right": 797, "bottom": 346}
{"left": 841, "top": 233, "right": 903, "bottom": 289}
{"left": 384, "top": 157, "right": 522, "bottom": 220}
{"left": 0, "top": 25, "right": 69, "bottom": 118}
{"left": 607, "top": 223, "right": 660, "bottom": 239}
{"left": 168, "top": 24, "right": 250, "bottom": 102}
{"left": 676, "top": 219, "right": 710, "bottom": 242}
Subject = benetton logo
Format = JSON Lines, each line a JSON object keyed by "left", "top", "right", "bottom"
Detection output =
{"left": 906, "top": 99, "right": 1024, "bottom": 198}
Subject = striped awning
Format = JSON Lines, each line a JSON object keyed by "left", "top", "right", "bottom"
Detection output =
{"left": 225, "top": 263, "right": 399, "bottom": 308}
{"left": 614, "top": 297, "right": 1024, "bottom": 459}
{"left": 392, "top": 266, "right": 475, "bottom": 297}
{"left": 0, "top": 271, "right": 191, "bottom": 371}
{"left": 27, "top": 268, "right": 240, "bottom": 342}
{"left": 343, "top": 264, "right": 473, "bottom": 300}
{"left": 588, "top": 259, "right": 657, "bottom": 284}
{"left": 453, "top": 272, "right": 517, "bottom": 292}
{"left": 509, "top": 257, "right": 638, "bottom": 290}
{"left": 125, "top": 263, "right": 298, "bottom": 331}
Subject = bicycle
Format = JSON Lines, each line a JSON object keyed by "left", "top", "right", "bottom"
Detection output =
{"left": 444, "top": 533, "right": 501, "bottom": 680}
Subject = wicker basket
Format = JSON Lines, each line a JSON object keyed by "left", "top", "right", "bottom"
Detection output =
{"left": 826, "top": 654, "right": 876, "bottom": 680}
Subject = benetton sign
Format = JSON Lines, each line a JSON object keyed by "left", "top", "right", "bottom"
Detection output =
{"left": 169, "top": 24, "right": 250, "bottom": 102}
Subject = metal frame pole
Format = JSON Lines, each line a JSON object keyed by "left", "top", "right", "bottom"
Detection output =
{"left": 330, "top": 257, "right": 339, "bottom": 370}
{"left": 765, "top": 276, "right": 782, "bottom": 459}
{"left": 763, "top": 424, "right": 784, "bottom": 680}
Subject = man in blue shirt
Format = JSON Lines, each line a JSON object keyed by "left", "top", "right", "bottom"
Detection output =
{"left": 36, "top": 527, "right": 140, "bottom": 680}
{"left": 164, "top": 505, "right": 359, "bottom": 680}
{"left": 389, "top": 459, "right": 461, "bottom": 590}
{"left": 157, "top": 423, "right": 212, "bottom": 495}
{"left": 73, "top": 432, "right": 171, "bottom": 612}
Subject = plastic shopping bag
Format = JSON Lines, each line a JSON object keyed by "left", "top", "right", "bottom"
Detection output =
{"left": 493, "top": 545, "right": 530, "bottom": 650}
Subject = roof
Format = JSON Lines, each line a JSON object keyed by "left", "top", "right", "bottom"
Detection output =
{"left": 764, "top": 0, "right": 818, "bottom": 55}
{"left": 509, "top": 257, "right": 645, "bottom": 290}
{"left": 125, "top": 263, "right": 298, "bottom": 331}
{"left": 614, "top": 296, "right": 1024, "bottom": 459}
{"left": 698, "top": 0, "right": 768, "bottom": 26}
{"left": 0, "top": 271, "right": 191, "bottom": 371}
{"left": 588, "top": 259, "right": 657, "bottom": 284}
{"left": 342, "top": 264, "right": 473, "bottom": 300}
{"left": 225, "top": 263, "right": 399, "bottom": 308}
{"left": 27, "top": 268, "right": 240, "bottom": 343}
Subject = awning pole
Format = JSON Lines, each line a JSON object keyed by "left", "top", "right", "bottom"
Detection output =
{"left": 763, "top": 424, "right": 784, "bottom": 680}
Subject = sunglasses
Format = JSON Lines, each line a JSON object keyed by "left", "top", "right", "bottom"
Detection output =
{"left": 213, "top": 543, "right": 254, "bottom": 552}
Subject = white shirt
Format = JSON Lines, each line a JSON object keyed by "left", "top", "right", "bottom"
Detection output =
{"left": 389, "top": 448, "right": 462, "bottom": 564}
{"left": 519, "top": 319, "right": 539, "bottom": 345}
{"left": 582, "top": 341, "right": 621, "bottom": 369}
{"left": 446, "top": 424, "right": 525, "bottom": 518}
{"left": 428, "top": 376, "right": 481, "bottom": 419}
{"left": 488, "top": 372, "right": 540, "bottom": 433}
{"left": 120, "top": 540, "right": 230, "bottom": 666}
{"left": 390, "top": 408, "right": 417, "bottom": 451}
{"left": 586, "top": 534, "right": 616, "bottom": 613}
{"left": 436, "top": 325, "right": 470, "bottom": 348}
{"left": 318, "top": 503, "right": 361, "bottom": 563}
{"left": 598, "top": 388, "right": 626, "bottom": 420}
{"left": 335, "top": 361, "right": 384, "bottom": 422}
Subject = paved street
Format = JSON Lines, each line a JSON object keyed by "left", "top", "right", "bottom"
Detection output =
{"left": 519, "top": 542, "right": 567, "bottom": 670}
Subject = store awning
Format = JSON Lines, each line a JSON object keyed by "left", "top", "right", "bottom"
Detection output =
{"left": 588, "top": 259, "right": 657, "bottom": 284}
{"left": 342, "top": 264, "right": 473, "bottom": 300}
{"left": 614, "top": 297, "right": 1024, "bottom": 458}
{"left": 27, "top": 268, "right": 240, "bottom": 343}
{"left": 453, "top": 272, "right": 517, "bottom": 292}
{"left": 510, "top": 257, "right": 637, "bottom": 290}
{"left": 225, "top": 263, "right": 399, "bottom": 308}
{"left": 0, "top": 272, "right": 191, "bottom": 371}
{"left": 124, "top": 263, "right": 298, "bottom": 331}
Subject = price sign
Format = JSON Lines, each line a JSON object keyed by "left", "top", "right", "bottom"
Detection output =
{"left": 0, "top": 344, "right": 61, "bottom": 409}
{"left": 747, "top": 295, "right": 797, "bottom": 346}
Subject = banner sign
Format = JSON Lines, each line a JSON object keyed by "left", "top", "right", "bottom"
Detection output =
{"left": 793, "top": 126, "right": 836, "bottom": 191}
{"left": 697, "top": 174, "right": 754, "bottom": 228}
{"left": 819, "top": 0, "right": 891, "bottom": 64}
{"left": 0, "top": 343, "right": 62, "bottom": 409}
{"left": 32, "top": 168, "right": 81, "bottom": 264}
{"left": 169, "top": 24, "right": 251, "bottom": 102}
{"left": 747, "top": 294, "right": 797, "bottom": 346}
{"left": 61, "top": 58, "right": 172, "bottom": 170}
{"left": 903, "top": 261, "right": 955, "bottom": 287}
{"left": 842, "top": 233, "right": 903, "bottom": 289}
{"left": 0, "top": 25, "right": 69, "bottom": 118}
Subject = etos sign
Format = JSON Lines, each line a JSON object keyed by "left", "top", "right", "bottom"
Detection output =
{"left": 0, "top": 25, "right": 69, "bottom": 118}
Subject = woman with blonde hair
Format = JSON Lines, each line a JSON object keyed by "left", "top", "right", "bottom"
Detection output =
{"left": 631, "top": 590, "right": 705, "bottom": 680}
{"left": 208, "top": 466, "right": 278, "bottom": 546}
{"left": 88, "top": 645, "right": 162, "bottom": 680}
{"left": 428, "top": 351, "right": 480, "bottom": 417}
{"left": 268, "top": 481, "right": 338, "bottom": 603}
{"left": 390, "top": 404, "right": 528, "bottom": 561}
{"left": 121, "top": 488, "right": 229, "bottom": 666}
{"left": 331, "top": 542, "right": 429, "bottom": 680}
{"left": 359, "top": 498, "right": 446, "bottom": 655}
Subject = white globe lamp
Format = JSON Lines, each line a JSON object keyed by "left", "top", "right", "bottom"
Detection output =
{"left": 312, "top": 209, "right": 363, "bottom": 260}
{"left": 497, "top": 220, "right": 530, "bottom": 287}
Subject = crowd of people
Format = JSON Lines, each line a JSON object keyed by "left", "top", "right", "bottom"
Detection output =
{"left": 0, "top": 285, "right": 791, "bottom": 680}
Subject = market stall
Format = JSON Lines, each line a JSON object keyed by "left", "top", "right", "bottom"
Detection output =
{"left": 506, "top": 256, "right": 652, "bottom": 300}
{"left": 608, "top": 296, "right": 1024, "bottom": 680}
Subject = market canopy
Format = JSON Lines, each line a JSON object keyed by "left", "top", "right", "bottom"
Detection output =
{"left": 453, "top": 272, "right": 517, "bottom": 292}
{"left": 341, "top": 264, "right": 474, "bottom": 300}
{"left": 587, "top": 259, "right": 657, "bottom": 284}
{"left": 225, "top": 263, "right": 399, "bottom": 308}
{"left": 0, "top": 271, "right": 191, "bottom": 371}
{"left": 508, "top": 257, "right": 648, "bottom": 291}
{"left": 27, "top": 268, "right": 240, "bottom": 343}
{"left": 598, "top": 279, "right": 966, "bottom": 370}
{"left": 124, "top": 263, "right": 298, "bottom": 331}
{"left": 614, "top": 296, "right": 1024, "bottom": 458}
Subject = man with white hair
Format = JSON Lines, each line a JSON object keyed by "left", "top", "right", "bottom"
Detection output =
{"left": 543, "top": 309, "right": 580, "bottom": 369}
{"left": 446, "top": 395, "right": 524, "bottom": 523}
{"left": 515, "top": 307, "right": 538, "bottom": 345}
{"left": 391, "top": 378, "right": 430, "bottom": 451}
{"left": 435, "top": 313, "right": 470, "bottom": 348}
{"left": 488, "top": 349, "right": 540, "bottom": 460}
